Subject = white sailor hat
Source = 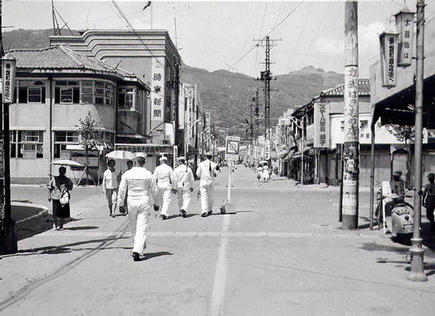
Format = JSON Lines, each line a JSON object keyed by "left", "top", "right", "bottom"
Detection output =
{"left": 135, "top": 152, "right": 147, "bottom": 160}
{"left": 159, "top": 156, "right": 168, "bottom": 162}
{"left": 177, "top": 156, "right": 186, "bottom": 161}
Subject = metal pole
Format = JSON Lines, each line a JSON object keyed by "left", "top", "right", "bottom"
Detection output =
{"left": 338, "top": 144, "right": 343, "bottom": 222}
{"left": 369, "top": 123, "right": 375, "bottom": 230}
{"left": 301, "top": 117, "right": 305, "bottom": 184}
{"left": 342, "top": 0, "right": 359, "bottom": 229}
{"left": 408, "top": 0, "right": 427, "bottom": 282}
{"left": 227, "top": 160, "right": 232, "bottom": 201}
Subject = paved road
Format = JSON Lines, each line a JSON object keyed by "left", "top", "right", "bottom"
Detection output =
{"left": 1, "top": 166, "right": 435, "bottom": 315}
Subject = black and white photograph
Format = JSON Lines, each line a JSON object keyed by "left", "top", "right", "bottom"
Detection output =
{"left": 1, "top": 0, "right": 435, "bottom": 314}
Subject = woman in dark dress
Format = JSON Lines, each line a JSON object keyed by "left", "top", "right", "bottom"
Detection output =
{"left": 423, "top": 173, "right": 435, "bottom": 232}
{"left": 48, "top": 167, "right": 73, "bottom": 230}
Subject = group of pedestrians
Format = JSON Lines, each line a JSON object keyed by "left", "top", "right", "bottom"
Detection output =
{"left": 256, "top": 161, "right": 271, "bottom": 183}
{"left": 47, "top": 152, "right": 220, "bottom": 261}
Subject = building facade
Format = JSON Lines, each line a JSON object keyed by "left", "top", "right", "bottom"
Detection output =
{"left": 50, "top": 29, "right": 182, "bottom": 166}
{"left": 6, "top": 45, "right": 150, "bottom": 183}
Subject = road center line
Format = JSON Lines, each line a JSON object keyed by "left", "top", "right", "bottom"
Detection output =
{"left": 210, "top": 214, "right": 231, "bottom": 316}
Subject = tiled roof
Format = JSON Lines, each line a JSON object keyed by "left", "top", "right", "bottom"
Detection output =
{"left": 5, "top": 45, "right": 134, "bottom": 78}
{"left": 320, "top": 79, "right": 370, "bottom": 97}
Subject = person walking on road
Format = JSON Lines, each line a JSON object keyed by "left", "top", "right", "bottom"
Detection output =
{"left": 102, "top": 159, "right": 120, "bottom": 218}
{"left": 173, "top": 156, "right": 195, "bottom": 218}
{"left": 423, "top": 173, "right": 435, "bottom": 232}
{"left": 196, "top": 154, "right": 220, "bottom": 217}
{"left": 48, "top": 166, "right": 73, "bottom": 230}
{"left": 118, "top": 153, "right": 159, "bottom": 262}
{"left": 153, "top": 156, "right": 174, "bottom": 220}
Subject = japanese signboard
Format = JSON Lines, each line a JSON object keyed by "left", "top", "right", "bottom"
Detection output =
{"left": 225, "top": 136, "right": 240, "bottom": 161}
{"left": 380, "top": 31, "right": 399, "bottom": 87}
{"left": 178, "top": 83, "right": 185, "bottom": 129}
{"left": 205, "top": 112, "right": 211, "bottom": 131}
{"left": 151, "top": 57, "right": 165, "bottom": 124}
{"left": 314, "top": 102, "right": 330, "bottom": 148}
{"left": 344, "top": 66, "right": 359, "bottom": 143}
{"left": 395, "top": 10, "right": 415, "bottom": 67}
{"left": 2, "top": 58, "right": 16, "bottom": 104}
{"left": 185, "top": 86, "right": 194, "bottom": 147}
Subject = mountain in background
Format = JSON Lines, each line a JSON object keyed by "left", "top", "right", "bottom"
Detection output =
{"left": 3, "top": 29, "right": 345, "bottom": 139}
{"left": 180, "top": 65, "right": 344, "bottom": 138}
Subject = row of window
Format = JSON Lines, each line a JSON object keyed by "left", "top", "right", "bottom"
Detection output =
{"left": 10, "top": 130, "right": 113, "bottom": 159}
{"left": 16, "top": 80, "right": 127, "bottom": 107}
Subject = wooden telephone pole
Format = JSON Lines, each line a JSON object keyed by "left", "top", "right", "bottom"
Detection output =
{"left": 342, "top": 0, "right": 359, "bottom": 229}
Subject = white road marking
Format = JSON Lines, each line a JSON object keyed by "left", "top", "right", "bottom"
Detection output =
{"left": 16, "top": 210, "right": 48, "bottom": 224}
{"left": 210, "top": 214, "right": 231, "bottom": 316}
{"left": 41, "top": 230, "right": 376, "bottom": 239}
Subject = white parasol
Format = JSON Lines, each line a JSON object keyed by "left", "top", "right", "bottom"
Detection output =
{"left": 105, "top": 150, "right": 136, "bottom": 160}
{"left": 51, "top": 159, "right": 84, "bottom": 167}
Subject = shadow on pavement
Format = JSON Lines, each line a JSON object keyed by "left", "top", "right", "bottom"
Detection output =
{"left": 64, "top": 225, "right": 99, "bottom": 231}
{"left": 140, "top": 251, "right": 173, "bottom": 261}
{"left": 0, "top": 236, "right": 129, "bottom": 259}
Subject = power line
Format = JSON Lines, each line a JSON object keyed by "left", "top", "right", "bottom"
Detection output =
{"left": 233, "top": 0, "right": 304, "bottom": 67}
{"left": 110, "top": 0, "right": 163, "bottom": 67}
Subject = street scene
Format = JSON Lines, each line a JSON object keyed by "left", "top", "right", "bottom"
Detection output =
{"left": 1, "top": 0, "right": 435, "bottom": 315}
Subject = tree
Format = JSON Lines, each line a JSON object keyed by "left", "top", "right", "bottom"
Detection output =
{"left": 386, "top": 124, "right": 414, "bottom": 188}
{"left": 77, "top": 112, "right": 103, "bottom": 184}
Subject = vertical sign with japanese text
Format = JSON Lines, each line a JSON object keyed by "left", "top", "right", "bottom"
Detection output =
{"left": 314, "top": 102, "right": 330, "bottom": 148}
{"left": 380, "top": 32, "right": 398, "bottom": 87}
{"left": 344, "top": 66, "right": 359, "bottom": 143}
{"left": 2, "top": 58, "right": 16, "bottom": 104}
{"left": 396, "top": 11, "right": 414, "bottom": 67}
{"left": 185, "top": 85, "right": 194, "bottom": 148}
{"left": 178, "top": 83, "right": 185, "bottom": 129}
{"left": 151, "top": 57, "right": 165, "bottom": 127}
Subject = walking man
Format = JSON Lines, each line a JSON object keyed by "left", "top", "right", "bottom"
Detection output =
{"left": 196, "top": 153, "right": 220, "bottom": 217}
{"left": 102, "top": 159, "right": 119, "bottom": 217}
{"left": 118, "top": 153, "right": 159, "bottom": 261}
{"left": 173, "top": 156, "right": 195, "bottom": 218}
{"left": 153, "top": 156, "right": 174, "bottom": 220}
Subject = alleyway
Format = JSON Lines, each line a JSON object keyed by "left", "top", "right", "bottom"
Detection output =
{"left": 1, "top": 166, "right": 435, "bottom": 315}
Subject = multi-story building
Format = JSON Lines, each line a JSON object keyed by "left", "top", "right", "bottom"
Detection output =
{"left": 282, "top": 79, "right": 415, "bottom": 186}
{"left": 6, "top": 45, "right": 150, "bottom": 183}
{"left": 51, "top": 29, "right": 181, "bottom": 167}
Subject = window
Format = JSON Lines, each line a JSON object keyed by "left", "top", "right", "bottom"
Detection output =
{"left": 55, "top": 81, "right": 79, "bottom": 104}
{"left": 118, "top": 87, "right": 135, "bottom": 109}
{"left": 10, "top": 130, "right": 44, "bottom": 159}
{"left": 54, "top": 131, "right": 79, "bottom": 158}
{"left": 340, "top": 120, "right": 345, "bottom": 131}
{"left": 17, "top": 81, "right": 46, "bottom": 104}
{"left": 80, "top": 80, "right": 94, "bottom": 104}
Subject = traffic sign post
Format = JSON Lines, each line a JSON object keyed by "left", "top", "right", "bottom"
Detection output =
{"left": 222, "top": 136, "right": 240, "bottom": 214}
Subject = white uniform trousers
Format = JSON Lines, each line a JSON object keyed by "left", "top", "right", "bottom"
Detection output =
{"left": 157, "top": 182, "right": 172, "bottom": 216}
{"left": 176, "top": 188, "right": 192, "bottom": 211}
{"left": 200, "top": 183, "right": 214, "bottom": 215}
{"left": 128, "top": 199, "right": 151, "bottom": 254}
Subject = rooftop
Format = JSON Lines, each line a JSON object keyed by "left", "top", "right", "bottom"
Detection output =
{"left": 5, "top": 45, "right": 148, "bottom": 88}
{"left": 320, "top": 79, "right": 371, "bottom": 97}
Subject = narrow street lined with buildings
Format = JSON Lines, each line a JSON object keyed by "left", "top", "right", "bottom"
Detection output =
{"left": 1, "top": 166, "right": 435, "bottom": 315}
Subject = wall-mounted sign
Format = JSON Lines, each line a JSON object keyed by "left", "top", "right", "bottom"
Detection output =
{"left": 151, "top": 57, "right": 165, "bottom": 123}
{"left": 2, "top": 58, "right": 16, "bottom": 104}
{"left": 314, "top": 102, "right": 330, "bottom": 148}
{"left": 380, "top": 30, "right": 399, "bottom": 87}
{"left": 395, "top": 9, "right": 415, "bottom": 67}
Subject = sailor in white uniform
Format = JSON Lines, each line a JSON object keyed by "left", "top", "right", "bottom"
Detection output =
{"left": 173, "top": 156, "right": 195, "bottom": 218}
{"left": 196, "top": 154, "right": 219, "bottom": 217}
{"left": 153, "top": 156, "right": 174, "bottom": 220}
{"left": 118, "top": 153, "right": 159, "bottom": 261}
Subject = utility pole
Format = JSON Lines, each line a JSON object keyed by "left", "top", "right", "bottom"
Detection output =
{"left": 342, "top": 0, "right": 359, "bottom": 230}
{"left": 255, "top": 36, "right": 280, "bottom": 164}
{"left": 408, "top": 0, "right": 427, "bottom": 282}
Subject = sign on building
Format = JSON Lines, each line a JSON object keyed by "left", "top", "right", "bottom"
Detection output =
{"left": 151, "top": 57, "right": 165, "bottom": 125}
{"left": 2, "top": 58, "right": 16, "bottom": 104}
{"left": 225, "top": 136, "right": 240, "bottom": 161}
{"left": 178, "top": 83, "right": 185, "bottom": 129}
{"left": 380, "top": 30, "right": 399, "bottom": 87}
{"left": 185, "top": 86, "right": 194, "bottom": 148}
{"left": 395, "top": 10, "right": 415, "bottom": 67}
{"left": 314, "top": 102, "right": 330, "bottom": 148}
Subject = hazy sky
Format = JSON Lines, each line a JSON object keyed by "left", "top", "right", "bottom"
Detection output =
{"left": 4, "top": 0, "right": 435, "bottom": 77}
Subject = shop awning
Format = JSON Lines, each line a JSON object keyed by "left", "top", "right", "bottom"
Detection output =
{"left": 372, "top": 73, "right": 435, "bottom": 128}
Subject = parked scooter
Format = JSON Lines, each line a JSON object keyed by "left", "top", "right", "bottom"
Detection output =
{"left": 376, "top": 181, "right": 414, "bottom": 241}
